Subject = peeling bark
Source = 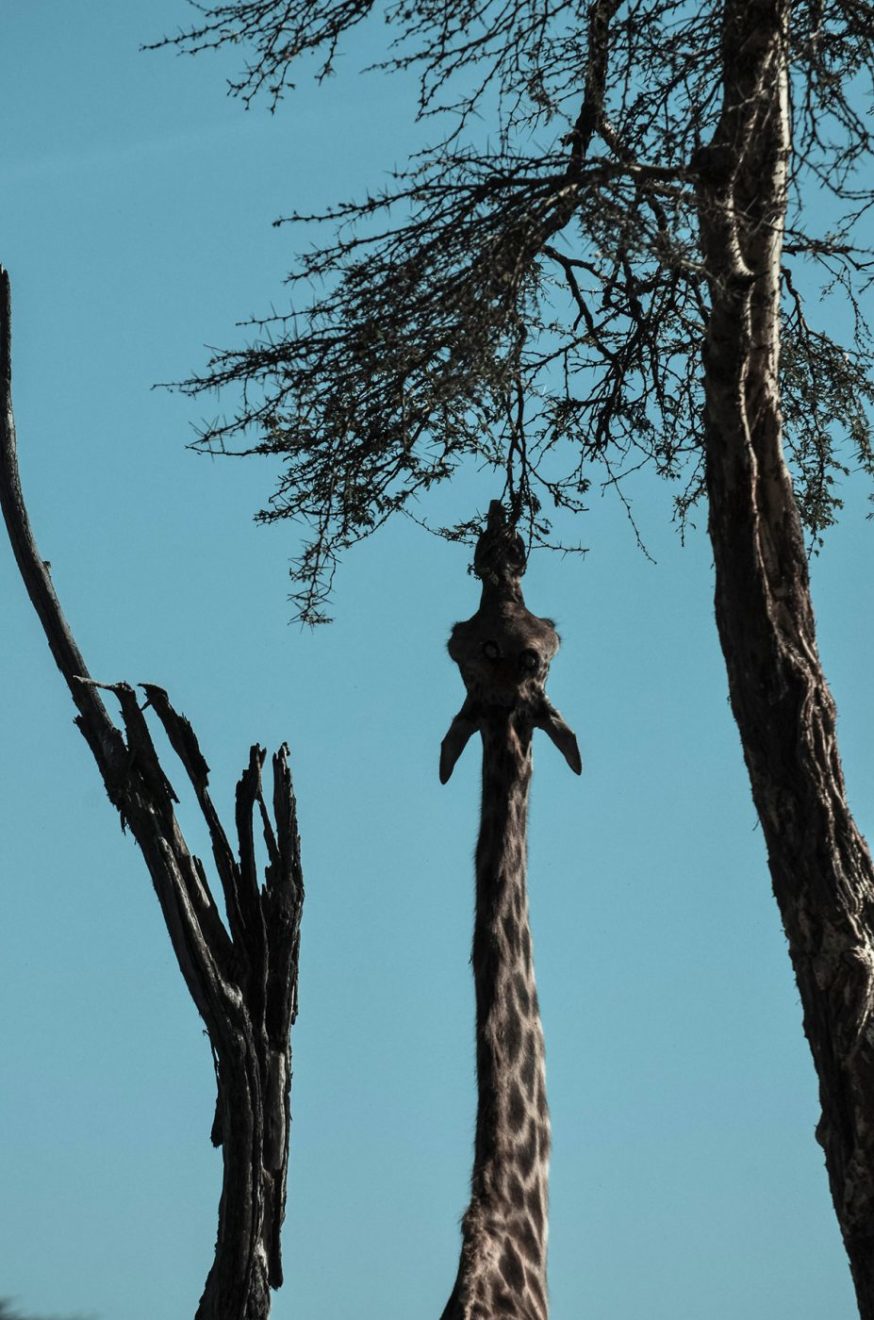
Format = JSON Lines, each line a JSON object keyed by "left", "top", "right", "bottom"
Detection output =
{"left": 0, "top": 267, "right": 304, "bottom": 1320}
{"left": 695, "top": 4, "right": 874, "bottom": 1311}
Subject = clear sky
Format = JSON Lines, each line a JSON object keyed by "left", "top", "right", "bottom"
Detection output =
{"left": 1, "top": 4, "right": 872, "bottom": 1319}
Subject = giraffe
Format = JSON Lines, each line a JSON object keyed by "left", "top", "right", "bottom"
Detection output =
{"left": 439, "top": 501, "right": 581, "bottom": 1320}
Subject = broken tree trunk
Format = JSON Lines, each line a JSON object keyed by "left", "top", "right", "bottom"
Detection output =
{"left": 0, "top": 266, "right": 304, "bottom": 1320}
{"left": 695, "top": 3, "right": 874, "bottom": 1312}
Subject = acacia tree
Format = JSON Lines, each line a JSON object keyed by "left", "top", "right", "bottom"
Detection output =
{"left": 154, "top": 0, "right": 874, "bottom": 1311}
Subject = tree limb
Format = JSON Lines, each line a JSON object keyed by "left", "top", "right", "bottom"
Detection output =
{"left": 0, "top": 266, "right": 304, "bottom": 1320}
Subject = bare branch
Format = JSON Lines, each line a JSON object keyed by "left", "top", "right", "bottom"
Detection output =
{"left": 0, "top": 267, "right": 305, "bottom": 1318}
{"left": 155, "top": 0, "right": 874, "bottom": 620}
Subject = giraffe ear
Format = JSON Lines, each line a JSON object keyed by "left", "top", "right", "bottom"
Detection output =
{"left": 440, "top": 699, "right": 479, "bottom": 784}
{"left": 534, "top": 698, "right": 582, "bottom": 775}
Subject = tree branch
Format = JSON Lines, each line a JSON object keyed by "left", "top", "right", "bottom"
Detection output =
{"left": 0, "top": 266, "right": 304, "bottom": 1320}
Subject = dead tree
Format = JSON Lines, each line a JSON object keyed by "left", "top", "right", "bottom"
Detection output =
{"left": 0, "top": 265, "right": 304, "bottom": 1320}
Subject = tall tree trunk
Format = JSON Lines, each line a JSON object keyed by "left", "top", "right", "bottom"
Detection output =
{"left": 696, "top": 2, "right": 874, "bottom": 1312}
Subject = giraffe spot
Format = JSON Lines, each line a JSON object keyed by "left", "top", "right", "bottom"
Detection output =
{"left": 514, "top": 972, "right": 531, "bottom": 1015}
{"left": 490, "top": 1285, "right": 516, "bottom": 1312}
{"left": 486, "top": 1165, "right": 505, "bottom": 1201}
{"left": 501, "top": 911, "right": 518, "bottom": 953}
{"left": 472, "top": 1279, "right": 490, "bottom": 1309}
{"left": 508, "top": 1081, "right": 526, "bottom": 1132}
{"left": 516, "top": 1217, "right": 540, "bottom": 1262}
{"left": 528, "top": 1271, "right": 548, "bottom": 1317}
{"left": 518, "top": 1120, "right": 537, "bottom": 1179}
{"left": 521, "top": 927, "right": 532, "bottom": 968}
{"left": 527, "top": 1183, "right": 545, "bottom": 1233}
{"left": 536, "top": 1075, "right": 549, "bottom": 1120}
{"left": 503, "top": 1003, "right": 523, "bottom": 1061}
{"left": 507, "top": 1173, "right": 525, "bottom": 1210}
{"left": 520, "top": 1041, "right": 537, "bottom": 1094}
{"left": 499, "top": 1239, "right": 525, "bottom": 1292}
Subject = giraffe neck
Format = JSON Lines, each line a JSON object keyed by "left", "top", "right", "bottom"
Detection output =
{"left": 479, "top": 578, "right": 524, "bottom": 610}
{"left": 444, "top": 711, "right": 550, "bottom": 1320}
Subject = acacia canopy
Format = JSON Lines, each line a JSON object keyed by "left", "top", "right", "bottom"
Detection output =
{"left": 155, "top": 0, "right": 874, "bottom": 621}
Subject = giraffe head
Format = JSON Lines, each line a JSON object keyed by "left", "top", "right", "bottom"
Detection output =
{"left": 440, "top": 502, "right": 582, "bottom": 783}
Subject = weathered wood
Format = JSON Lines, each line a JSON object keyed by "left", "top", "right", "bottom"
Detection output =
{"left": 0, "top": 266, "right": 304, "bottom": 1320}
{"left": 695, "top": 6, "right": 874, "bottom": 1313}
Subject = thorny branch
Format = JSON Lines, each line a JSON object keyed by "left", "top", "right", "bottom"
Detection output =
{"left": 153, "top": 0, "right": 874, "bottom": 619}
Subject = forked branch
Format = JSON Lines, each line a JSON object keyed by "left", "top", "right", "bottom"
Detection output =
{"left": 0, "top": 266, "right": 303, "bottom": 1320}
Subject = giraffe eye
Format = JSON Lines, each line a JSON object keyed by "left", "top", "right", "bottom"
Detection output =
{"left": 519, "top": 649, "right": 540, "bottom": 673}
{"left": 482, "top": 641, "right": 500, "bottom": 660}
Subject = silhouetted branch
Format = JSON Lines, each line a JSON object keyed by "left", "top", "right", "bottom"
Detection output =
{"left": 0, "top": 266, "right": 304, "bottom": 1320}
{"left": 147, "top": 0, "right": 874, "bottom": 619}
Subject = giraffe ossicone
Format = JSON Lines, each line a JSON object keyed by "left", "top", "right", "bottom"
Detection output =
{"left": 439, "top": 500, "right": 580, "bottom": 1320}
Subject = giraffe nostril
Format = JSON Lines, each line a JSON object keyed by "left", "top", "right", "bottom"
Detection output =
{"left": 482, "top": 641, "right": 501, "bottom": 660}
{"left": 519, "top": 649, "right": 540, "bottom": 673}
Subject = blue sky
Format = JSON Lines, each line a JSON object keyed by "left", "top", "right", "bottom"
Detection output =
{"left": 1, "top": 4, "right": 872, "bottom": 1318}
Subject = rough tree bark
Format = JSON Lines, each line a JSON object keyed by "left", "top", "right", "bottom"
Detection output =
{"left": 0, "top": 266, "right": 304, "bottom": 1320}
{"left": 695, "top": 3, "right": 874, "bottom": 1312}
